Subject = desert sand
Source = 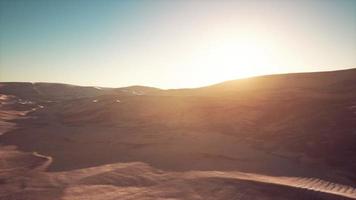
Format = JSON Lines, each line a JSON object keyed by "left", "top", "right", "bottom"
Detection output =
{"left": 1, "top": 69, "right": 356, "bottom": 199}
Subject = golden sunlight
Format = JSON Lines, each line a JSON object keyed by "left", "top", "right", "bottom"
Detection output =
{"left": 182, "top": 32, "right": 281, "bottom": 86}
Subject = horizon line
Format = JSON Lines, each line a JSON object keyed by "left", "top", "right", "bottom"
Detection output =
{"left": 1, "top": 67, "right": 355, "bottom": 90}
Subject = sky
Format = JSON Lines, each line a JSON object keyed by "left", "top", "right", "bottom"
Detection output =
{"left": 0, "top": 0, "right": 355, "bottom": 89}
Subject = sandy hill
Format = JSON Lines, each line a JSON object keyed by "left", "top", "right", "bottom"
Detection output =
{"left": 0, "top": 68, "right": 356, "bottom": 199}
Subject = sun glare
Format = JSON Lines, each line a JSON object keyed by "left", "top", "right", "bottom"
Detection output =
{"left": 183, "top": 34, "right": 279, "bottom": 86}
{"left": 213, "top": 39, "right": 271, "bottom": 75}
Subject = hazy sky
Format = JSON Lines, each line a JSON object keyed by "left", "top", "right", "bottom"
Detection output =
{"left": 1, "top": 0, "right": 355, "bottom": 88}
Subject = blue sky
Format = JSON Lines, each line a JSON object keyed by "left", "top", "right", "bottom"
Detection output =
{"left": 1, "top": 0, "right": 355, "bottom": 88}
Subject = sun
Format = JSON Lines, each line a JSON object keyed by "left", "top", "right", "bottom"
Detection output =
{"left": 213, "top": 40, "right": 271, "bottom": 76}
{"left": 185, "top": 35, "right": 277, "bottom": 86}
{"left": 160, "top": 31, "right": 283, "bottom": 88}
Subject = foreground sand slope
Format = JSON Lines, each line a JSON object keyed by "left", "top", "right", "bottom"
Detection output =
{"left": 0, "top": 146, "right": 355, "bottom": 200}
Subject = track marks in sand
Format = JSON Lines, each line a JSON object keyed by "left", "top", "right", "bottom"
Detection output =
{"left": 187, "top": 171, "right": 356, "bottom": 199}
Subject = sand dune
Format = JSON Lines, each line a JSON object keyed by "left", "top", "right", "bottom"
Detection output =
{"left": 1, "top": 69, "right": 356, "bottom": 199}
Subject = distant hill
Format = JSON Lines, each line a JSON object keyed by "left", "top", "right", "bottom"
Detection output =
{"left": 0, "top": 82, "right": 163, "bottom": 100}
{"left": 2, "top": 68, "right": 355, "bottom": 98}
